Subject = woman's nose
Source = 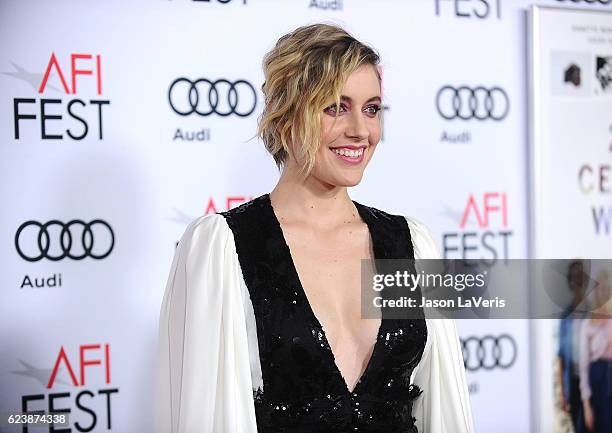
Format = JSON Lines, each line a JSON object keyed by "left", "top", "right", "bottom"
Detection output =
{"left": 345, "top": 111, "right": 369, "bottom": 141}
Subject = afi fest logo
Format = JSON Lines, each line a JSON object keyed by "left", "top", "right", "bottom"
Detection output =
{"left": 12, "top": 52, "right": 109, "bottom": 140}
{"left": 170, "top": 195, "right": 255, "bottom": 248}
{"left": 169, "top": 195, "right": 255, "bottom": 226}
{"left": 19, "top": 343, "right": 118, "bottom": 432}
{"left": 203, "top": 195, "right": 254, "bottom": 214}
{"left": 434, "top": 0, "right": 501, "bottom": 19}
{"left": 441, "top": 192, "right": 513, "bottom": 264}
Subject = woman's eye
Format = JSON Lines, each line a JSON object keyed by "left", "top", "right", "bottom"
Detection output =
{"left": 364, "top": 104, "right": 381, "bottom": 116}
{"left": 324, "top": 103, "right": 348, "bottom": 116}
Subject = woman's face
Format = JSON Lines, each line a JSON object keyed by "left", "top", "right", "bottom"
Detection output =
{"left": 308, "top": 64, "right": 382, "bottom": 188}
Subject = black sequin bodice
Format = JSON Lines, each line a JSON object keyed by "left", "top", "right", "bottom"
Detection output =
{"left": 219, "top": 194, "right": 427, "bottom": 433}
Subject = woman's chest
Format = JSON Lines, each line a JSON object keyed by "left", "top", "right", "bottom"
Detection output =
{"left": 286, "top": 224, "right": 372, "bottom": 316}
{"left": 220, "top": 195, "right": 428, "bottom": 430}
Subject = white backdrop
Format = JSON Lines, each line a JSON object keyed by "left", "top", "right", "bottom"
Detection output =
{"left": 1, "top": 1, "right": 611, "bottom": 432}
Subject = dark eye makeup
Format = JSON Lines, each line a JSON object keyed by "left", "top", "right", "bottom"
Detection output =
{"left": 323, "top": 102, "right": 381, "bottom": 117}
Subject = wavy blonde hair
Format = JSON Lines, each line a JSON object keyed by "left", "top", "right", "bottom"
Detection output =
{"left": 258, "top": 24, "right": 380, "bottom": 177}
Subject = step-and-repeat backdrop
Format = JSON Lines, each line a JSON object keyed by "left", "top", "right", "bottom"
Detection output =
{"left": 1, "top": 1, "right": 610, "bottom": 432}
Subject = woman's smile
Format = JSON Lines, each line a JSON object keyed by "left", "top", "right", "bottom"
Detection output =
{"left": 329, "top": 145, "right": 367, "bottom": 165}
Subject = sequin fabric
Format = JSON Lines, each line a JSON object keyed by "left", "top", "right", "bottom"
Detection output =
{"left": 220, "top": 194, "right": 427, "bottom": 433}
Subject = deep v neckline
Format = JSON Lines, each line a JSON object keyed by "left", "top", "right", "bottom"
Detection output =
{"left": 263, "top": 193, "right": 384, "bottom": 396}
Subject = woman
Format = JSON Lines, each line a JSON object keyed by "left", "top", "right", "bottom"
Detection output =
{"left": 155, "top": 24, "right": 474, "bottom": 433}
{"left": 557, "top": 260, "right": 588, "bottom": 433}
{"left": 580, "top": 270, "right": 612, "bottom": 433}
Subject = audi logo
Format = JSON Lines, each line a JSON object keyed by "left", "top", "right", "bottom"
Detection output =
{"left": 15, "top": 220, "right": 115, "bottom": 262}
{"left": 461, "top": 334, "right": 517, "bottom": 371}
{"left": 168, "top": 77, "right": 257, "bottom": 117}
{"left": 436, "top": 85, "right": 510, "bottom": 121}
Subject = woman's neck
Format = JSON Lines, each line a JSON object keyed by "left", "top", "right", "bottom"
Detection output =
{"left": 269, "top": 168, "right": 359, "bottom": 229}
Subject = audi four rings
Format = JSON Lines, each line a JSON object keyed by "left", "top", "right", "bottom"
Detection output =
{"left": 168, "top": 77, "right": 257, "bottom": 117}
{"left": 436, "top": 85, "right": 510, "bottom": 121}
{"left": 461, "top": 334, "right": 517, "bottom": 371}
{"left": 15, "top": 220, "right": 115, "bottom": 262}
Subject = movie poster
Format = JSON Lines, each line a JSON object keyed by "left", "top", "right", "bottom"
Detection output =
{"left": 529, "top": 6, "right": 612, "bottom": 433}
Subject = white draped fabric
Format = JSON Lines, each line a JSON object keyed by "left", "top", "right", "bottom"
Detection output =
{"left": 155, "top": 213, "right": 475, "bottom": 433}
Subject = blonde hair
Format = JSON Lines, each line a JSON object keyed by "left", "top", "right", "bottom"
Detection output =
{"left": 258, "top": 23, "right": 380, "bottom": 177}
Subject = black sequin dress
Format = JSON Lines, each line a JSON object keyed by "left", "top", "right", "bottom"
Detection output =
{"left": 219, "top": 194, "right": 427, "bottom": 433}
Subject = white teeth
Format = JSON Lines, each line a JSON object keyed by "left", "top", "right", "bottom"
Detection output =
{"left": 331, "top": 148, "right": 364, "bottom": 158}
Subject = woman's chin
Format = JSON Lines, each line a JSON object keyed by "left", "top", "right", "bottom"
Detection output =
{"left": 311, "top": 165, "right": 367, "bottom": 188}
{"left": 330, "top": 172, "right": 365, "bottom": 188}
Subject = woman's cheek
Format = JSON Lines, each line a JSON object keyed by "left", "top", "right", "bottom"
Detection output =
{"left": 369, "top": 128, "right": 382, "bottom": 145}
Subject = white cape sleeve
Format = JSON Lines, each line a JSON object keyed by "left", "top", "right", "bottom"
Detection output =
{"left": 405, "top": 217, "right": 476, "bottom": 433}
{"left": 154, "top": 214, "right": 259, "bottom": 433}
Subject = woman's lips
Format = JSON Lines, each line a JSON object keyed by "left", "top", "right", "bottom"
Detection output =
{"left": 329, "top": 146, "right": 366, "bottom": 165}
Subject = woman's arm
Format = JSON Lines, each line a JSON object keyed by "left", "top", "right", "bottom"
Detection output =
{"left": 579, "top": 320, "right": 592, "bottom": 402}
{"left": 406, "top": 217, "right": 476, "bottom": 433}
{"left": 154, "top": 215, "right": 258, "bottom": 433}
{"left": 579, "top": 320, "right": 594, "bottom": 430}
{"left": 412, "top": 318, "right": 475, "bottom": 433}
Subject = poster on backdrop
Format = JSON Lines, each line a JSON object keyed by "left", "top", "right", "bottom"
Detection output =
{"left": 529, "top": 6, "right": 612, "bottom": 433}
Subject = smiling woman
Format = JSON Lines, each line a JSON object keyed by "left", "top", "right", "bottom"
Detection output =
{"left": 155, "top": 23, "right": 475, "bottom": 433}
{"left": 321, "top": 68, "right": 381, "bottom": 172}
{"left": 258, "top": 23, "right": 381, "bottom": 181}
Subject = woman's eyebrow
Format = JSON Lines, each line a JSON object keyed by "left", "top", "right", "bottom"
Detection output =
{"left": 339, "top": 95, "right": 382, "bottom": 103}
